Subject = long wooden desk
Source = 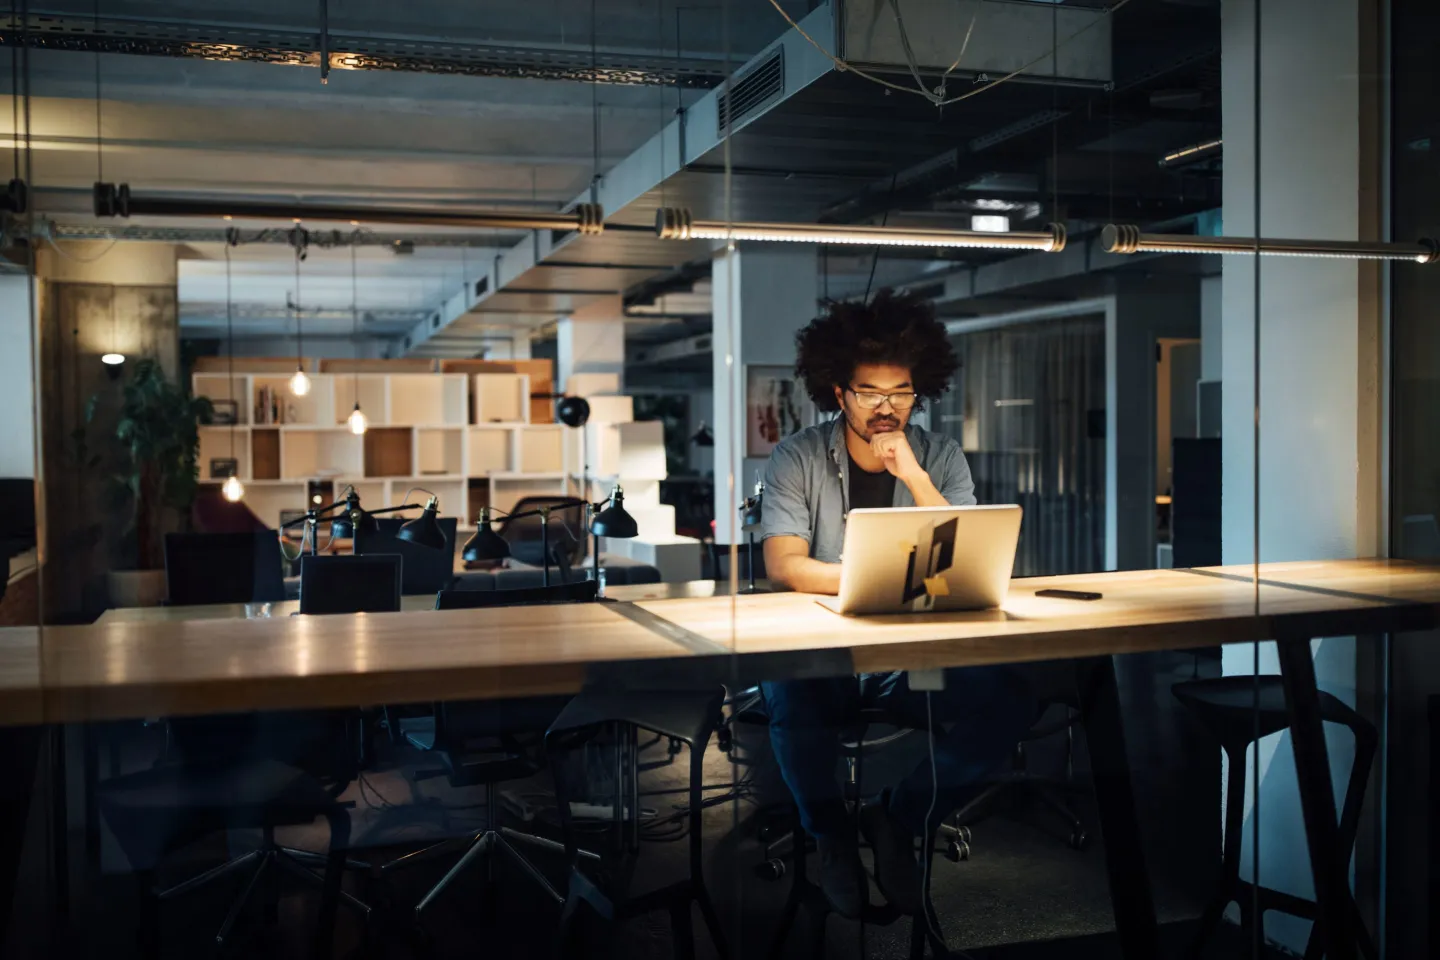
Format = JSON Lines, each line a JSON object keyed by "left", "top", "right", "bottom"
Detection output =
{"left": 15, "top": 558, "right": 1437, "bottom": 960}
{"left": 3, "top": 559, "right": 1434, "bottom": 728}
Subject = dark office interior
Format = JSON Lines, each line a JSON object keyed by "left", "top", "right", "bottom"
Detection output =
{"left": 0, "top": 1, "right": 1436, "bottom": 958}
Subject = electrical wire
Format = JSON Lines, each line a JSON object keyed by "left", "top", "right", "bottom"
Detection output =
{"left": 41, "top": 233, "right": 117, "bottom": 263}
{"left": 763, "top": 0, "right": 1134, "bottom": 108}
{"left": 920, "top": 691, "right": 943, "bottom": 943}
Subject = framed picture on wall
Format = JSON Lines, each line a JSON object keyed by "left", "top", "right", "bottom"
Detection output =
{"left": 210, "top": 399, "right": 239, "bottom": 425}
{"left": 209, "top": 458, "right": 239, "bottom": 479}
{"left": 745, "top": 365, "right": 814, "bottom": 458}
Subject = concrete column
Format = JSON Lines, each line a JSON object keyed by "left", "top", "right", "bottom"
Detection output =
{"left": 0, "top": 275, "right": 36, "bottom": 479}
{"left": 35, "top": 241, "right": 180, "bottom": 620}
{"left": 556, "top": 317, "right": 624, "bottom": 396}
{"left": 711, "top": 243, "right": 818, "bottom": 544}
{"left": 1218, "top": 0, "right": 1383, "bottom": 951}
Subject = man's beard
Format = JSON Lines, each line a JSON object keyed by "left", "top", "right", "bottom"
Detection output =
{"left": 844, "top": 409, "right": 902, "bottom": 443}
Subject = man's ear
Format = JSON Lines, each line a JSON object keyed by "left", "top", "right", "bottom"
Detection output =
{"left": 833, "top": 384, "right": 844, "bottom": 409}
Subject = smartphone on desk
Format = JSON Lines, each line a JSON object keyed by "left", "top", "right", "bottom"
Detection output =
{"left": 1035, "top": 588, "right": 1103, "bottom": 602}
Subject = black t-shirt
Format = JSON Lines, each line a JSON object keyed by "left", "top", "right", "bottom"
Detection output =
{"left": 847, "top": 449, "right": 897, "bottom": 510}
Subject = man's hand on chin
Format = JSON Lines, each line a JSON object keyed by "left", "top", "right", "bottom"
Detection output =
{"left": 870, "top": 430, "right": 923, "bottom": 482}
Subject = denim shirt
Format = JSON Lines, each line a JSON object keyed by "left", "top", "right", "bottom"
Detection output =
{"left": 759, "top": 417, "right": 977, "bottom": 563}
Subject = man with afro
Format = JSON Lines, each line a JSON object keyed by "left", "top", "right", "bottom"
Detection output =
{"left": 758, "top": 289, "right": 1038, "bottom": 919}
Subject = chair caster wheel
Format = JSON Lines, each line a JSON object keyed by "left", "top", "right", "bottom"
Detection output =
{"left": 717, "top": 729, "right": 733, "bottom": 753}
{"left": 1068, "top": 831, "right": 1089, "bottom": 851}
{"left": 945, "top": 840, "right": 970, "bottom": 862}
{"left": 953, "top": 825, "right": 972, "bottom": 843}
{"left": 754, "top": 858, "right": 787, "bottom": 881}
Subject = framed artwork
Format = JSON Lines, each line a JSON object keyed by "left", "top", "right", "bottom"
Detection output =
{"left": 210, "top": 399, "right": 239, "bottom": 425}
{"left": 745, "top": 365, "right": 814, "bottom": 458}
{"left": 209, "top": 457, "right": 239, "bottom": 479}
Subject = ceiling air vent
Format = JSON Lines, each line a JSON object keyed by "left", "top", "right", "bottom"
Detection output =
{"left": 717, "top": 48, "right": 783, "bottom": 136}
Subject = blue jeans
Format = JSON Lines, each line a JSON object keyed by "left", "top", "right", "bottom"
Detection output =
{"left": 760, "top": 666, "right": 1039, "bottom": 838}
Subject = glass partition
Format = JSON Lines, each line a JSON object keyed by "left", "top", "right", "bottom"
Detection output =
{"left": 25, "top": 0, "right": 1440, "bottom": 959}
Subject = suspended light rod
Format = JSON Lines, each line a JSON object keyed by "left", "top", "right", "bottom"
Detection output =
{"left": 654, "top": 208, "right": 1067, "bottom": 252}
{"left": 1102, "top": 224, "right": 1438, "bottom": 263}
{"left": 92, "top": 182, "right": 610, "bottom": 235}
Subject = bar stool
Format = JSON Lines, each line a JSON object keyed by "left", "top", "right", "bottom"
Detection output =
{"left": 545, "top": 686, "right": 729, "bottom": 960}
{"left": 1171, "top": 675, "right": 1378, "bottom": 960}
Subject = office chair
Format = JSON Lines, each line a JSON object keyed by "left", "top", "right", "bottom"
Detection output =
{"left": 377, "top": 585, "right": 594, "bottom": 927}
{"left": 97, "top": 709, "right": 364, "bottom": 958}
{"left": 752, "top": 708, "right": 953, "bottom": 959}
{"left": 164, "top": 531, "right": 287, "bottom": 606}
{"left": 356, "top": 517, "right": 458, "bottom": 595}
{"left": 299, "top": 554, "right": 402, "bottom": 615}
{"left": 1172, "top": 676, "right": 1379, "bottom": 960}
{"left": 546, "top": 686, "right": 730, "bottom": 960}
{"left": 498, "top": 495, "right": 588, "bottom": 576}
{"left": 946, "top": 696, "right": 1090, "bottom": 857}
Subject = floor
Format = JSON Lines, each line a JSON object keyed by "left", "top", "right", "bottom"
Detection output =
{"left": 2, "top": 650, "right": 1291, "bottom": 959}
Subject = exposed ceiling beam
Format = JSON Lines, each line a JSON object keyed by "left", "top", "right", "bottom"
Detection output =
{"left": 0, "top": 12, "right": 729, "bottom": 87}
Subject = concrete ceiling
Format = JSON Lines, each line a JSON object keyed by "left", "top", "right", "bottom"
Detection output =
{"left": 4, "top": 0, "right": 1221, "bottom": 360}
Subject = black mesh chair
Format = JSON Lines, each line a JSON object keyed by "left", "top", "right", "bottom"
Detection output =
{"left": 298, "top": 554, "right": 402, "bottom": 615}
{"left": 498, "top": 496, "right": 588, "bottom": 577}
{"left": 355, "top": 517, "right": 457, "bottom": 596}
{"left": 705, "top": 541, "right": 766, "bottom": 582}
{"left": 164, "top": 531, "right": 287, "bottom": 606}
{"left": 380, "top": 585, "right": 593, "bottom": 924}
{"left": 97, "top": 710, "right": 363, "bottom": 958}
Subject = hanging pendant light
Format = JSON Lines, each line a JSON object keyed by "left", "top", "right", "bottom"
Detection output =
{"left": 289, "top": 228, "right": 311, "bottom": 396}
{"left": 346, "top": 239, "right": 367, "bottom": 435}
{"left": 221, "top": 230, "right": 244, "bottom": 503}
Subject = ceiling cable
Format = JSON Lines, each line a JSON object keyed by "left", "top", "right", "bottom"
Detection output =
{"left": 9, "top": 0, "right": 17, "bottom": 179}
{"left": 92, "top": 0, "right": 101, "bottom": 182}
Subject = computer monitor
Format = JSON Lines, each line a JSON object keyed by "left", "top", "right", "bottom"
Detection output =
{"left": 164, "top": 531, "right": 287, "bottom": 606}
{"left": 355, "top": 517, "right": 457, "bottom": 595}
{"left": 298, "top": 554, "right": 403, "bottom": 615}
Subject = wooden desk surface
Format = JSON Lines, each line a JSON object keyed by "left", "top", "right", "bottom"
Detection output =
{"left": 3, "top": 559, "right": 1437, "bottom": 727}
{"left": 635, "top": 560, "right": 1440, "bottom": 674}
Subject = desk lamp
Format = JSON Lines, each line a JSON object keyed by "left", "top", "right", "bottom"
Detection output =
{"left": 738, "top": 480, "right": 767, "bottom": 594}
{"left": 461, "top": 484, "right": 637, "bottom": 589}
{"left": 282, "top": 485, "right": 447, "bottom": 557}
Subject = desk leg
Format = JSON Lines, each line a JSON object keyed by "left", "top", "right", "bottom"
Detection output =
{"left": 1074, "top": 657, "right": 1158, "bottom": 960}
{"left": 1276, "top": 634, "right": 1357, "bottom": 960}
{"left": 49, "top": 725, "right": 68, "bottom": 919}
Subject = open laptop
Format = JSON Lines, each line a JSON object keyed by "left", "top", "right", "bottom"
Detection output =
{"left": 818, "top": 505, "right": 1022, "bottom": 616}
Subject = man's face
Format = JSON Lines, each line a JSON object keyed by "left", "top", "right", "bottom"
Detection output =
{"left": 833, "top": 362, "right": 915, "bottom": 442}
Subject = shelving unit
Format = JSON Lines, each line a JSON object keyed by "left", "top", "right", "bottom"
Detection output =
{"left": 194, "top": 365, "right": 566, "bottom": 528}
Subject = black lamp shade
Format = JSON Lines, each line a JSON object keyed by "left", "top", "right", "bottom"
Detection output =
{"left": 591, "top": 486, "right": 638, "bottom": 539}
{"left": 332, "top": 507, "right": 379, "bottom": 540}
{"left": 461, "top": 521, "right": 511, "bottom": 562}
{"left": 556, "top": 395, "right": 591, "bottom": 428}
{"left": 690, "top": 422, "right": 714, "bottom": 447}
{"left": 396, "top": 496, "right": 447, "bottom": 551}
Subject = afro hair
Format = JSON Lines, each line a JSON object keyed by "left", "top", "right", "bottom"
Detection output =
{"left": 793, "top": 289, "right": 959, "bottom": 413}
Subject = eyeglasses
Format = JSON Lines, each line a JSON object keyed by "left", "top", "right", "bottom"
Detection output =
{"left": 846, "top": 387, "right": 918, "bottom": 411}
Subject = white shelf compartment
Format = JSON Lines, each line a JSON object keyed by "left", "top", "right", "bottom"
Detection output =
{"left": 467, "top": 426, "right": 515, "bottom": 475}
{"left": 280, "top": 429, "right": 363, "bottom": 480}
{"left": 194, "top": 374, "right": 249, "bottom": 425}
{"left": 517, "top": 424, "right": 565, "bottom": 474}
{"left": 251, "top": 373, "right": 335, "bottom": 426}
{"left": 416, "top": 426, "right": 464, "bottom": 477}
{"left": 390, "top": 373, "right": 468, "bottom": 426}
{"left": 333, "top": 375, "right": 389, "bottom": 426}
{"left": 198, "top": 426, "right": 251, "bottom": 482}
{"left": 472, "top": 373, "right": 529, "bottom": 425}
{"left": 488, "top": 473, "right": 566, "bottom": 516}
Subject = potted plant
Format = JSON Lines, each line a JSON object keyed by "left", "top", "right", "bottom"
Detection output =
{"left": 85, "top": 358, "right": 213, "bottom": 607}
